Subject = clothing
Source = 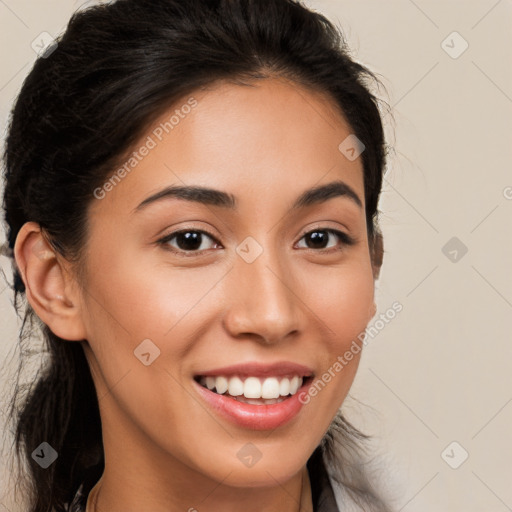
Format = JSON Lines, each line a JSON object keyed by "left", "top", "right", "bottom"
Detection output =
{"left": 67, "top": 446, "right": 341, "bottom": 511}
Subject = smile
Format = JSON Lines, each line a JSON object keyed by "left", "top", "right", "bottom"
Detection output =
{"left": 192, "top": 362, "right": 314, "bottom": 430}
{"left": 196, "top": 375, "right": 305, "bottom": 404}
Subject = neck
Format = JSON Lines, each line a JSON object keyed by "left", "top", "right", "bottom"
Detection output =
{"left": 87, "top": 464, "right": 312, "bottom": 512}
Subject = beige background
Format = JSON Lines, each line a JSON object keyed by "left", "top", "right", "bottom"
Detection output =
{"left": 1, "top": 1, "right": 511, "bottom": 510}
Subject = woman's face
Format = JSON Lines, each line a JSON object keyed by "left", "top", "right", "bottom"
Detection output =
{"left": 79, "top": 77, "right": 376, "bottom": 488}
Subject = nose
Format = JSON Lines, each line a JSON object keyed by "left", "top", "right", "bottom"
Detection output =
{"left": 222, "top": 245, "right": 302, "bottom": 345}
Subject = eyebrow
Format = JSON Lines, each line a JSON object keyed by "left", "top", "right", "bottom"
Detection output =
{"left": 133, "top": 179, "right": 362, "bottom": 213}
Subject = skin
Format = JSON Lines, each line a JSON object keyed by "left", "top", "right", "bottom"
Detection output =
{"left": 15, "top": 77, "right": 383, "bottom": 512}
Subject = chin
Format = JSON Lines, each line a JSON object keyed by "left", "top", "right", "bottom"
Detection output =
{"left": 219, "top": 465, "right": 301, "bottom": 488}
{"left": 204, "top": 446, "right": 309, "bottom": 487}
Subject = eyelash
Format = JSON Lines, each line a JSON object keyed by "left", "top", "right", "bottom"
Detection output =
{"left": 157, "top": 227, "right": 355, "bottom": 257}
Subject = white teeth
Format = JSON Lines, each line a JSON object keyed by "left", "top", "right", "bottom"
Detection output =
{"left": 215, "top": 376, "right": 228, "bottom": 395}
{"left": 199, "top": 375, "right": 305, "bottom": 399}
{"left": 243, "top": 377, "right": 261, "bottom": 398}
{"left": 261, "top": 377, "right": 280, "bottom": 399}
{"left": 205, "top": 376, "right": 216, "bottom": 390}
{"left": 279, "top": 378, "right": 290, "bottom": 396}
{"left": 228, "top": 376, "right": 244, "bottom": 396}
{"left": 289, "top": 376, "right": 300, "bottom": 395}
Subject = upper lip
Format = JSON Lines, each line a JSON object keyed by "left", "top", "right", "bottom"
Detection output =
{"left": 194, "top": 361, "right": 314, "bottom": 378}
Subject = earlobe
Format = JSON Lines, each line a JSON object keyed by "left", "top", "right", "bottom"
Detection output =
{"left": 13, "top": 222, "right": 87, "bottom": 341}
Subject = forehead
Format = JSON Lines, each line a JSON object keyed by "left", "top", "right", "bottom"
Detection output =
{"left": 89, "top": 77, "right": 365, "bottom": 218}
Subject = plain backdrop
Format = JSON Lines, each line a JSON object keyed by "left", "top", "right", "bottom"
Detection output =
{"left": 1, "top": 1, "right": 511, "bottom": 511}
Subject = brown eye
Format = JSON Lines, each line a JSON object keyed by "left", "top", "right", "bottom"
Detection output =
{"left": 159, "top": 230, "right": 220, "bottom": 255}
{"left": 296, "top": 228, "right": 354, "bottom": 251}
{"left": 303, "top": 230, "right": 331, "bottom": 249}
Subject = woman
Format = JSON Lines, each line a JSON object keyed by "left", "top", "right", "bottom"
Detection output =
{"left": 2, "top": 0, "right": 391, "bottom": 510}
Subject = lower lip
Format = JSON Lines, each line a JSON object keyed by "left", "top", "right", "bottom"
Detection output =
{"left": 193, "top": 378, "right": 312, "bottom": 431}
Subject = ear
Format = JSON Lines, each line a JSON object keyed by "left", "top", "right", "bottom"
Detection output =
{"left": 370, "top": 229, "right": 384, "bottom": 281}
{"left": 13, "top": 222, "right": 87, "bottom": 341}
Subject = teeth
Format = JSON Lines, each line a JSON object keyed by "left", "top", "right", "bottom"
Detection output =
{"left": 289, "top": 376, "right": 300, "bottom": 395}
{"left": 244, "top": 377, "right": 261, "bottom": 398}
{"left": 215, "top": 376, "right": 228, "bottom": 395}
{"left": 198, "top": 375, "right": 305, "bottom": 399}
{"left": 279, "top": 378, "right": 290, "bottom": 396}
{"left": 228, "top": 376, "right": 244, "bottom": 396}
{"left": 205, "top": 376, "right": 216, "bottom": 390}
{"left": 261, "top": 377, "right": 280, "bottom": 399}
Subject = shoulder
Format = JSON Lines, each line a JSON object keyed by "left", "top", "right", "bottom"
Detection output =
{"left": 308, "top": 444, "right": 390, "bottom": 512}
{"left": 328, "top": 476, "right": 365, "bottom": 512}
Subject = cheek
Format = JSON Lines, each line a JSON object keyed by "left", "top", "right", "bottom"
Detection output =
{"left": 302, "top": 258, "right": 375, "bottom": 344}
{"left": 298, "top": 258, "right": 374, "bottom": 402}
{"left": 82, "top": 247, "right": 230, "bottom": 344}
